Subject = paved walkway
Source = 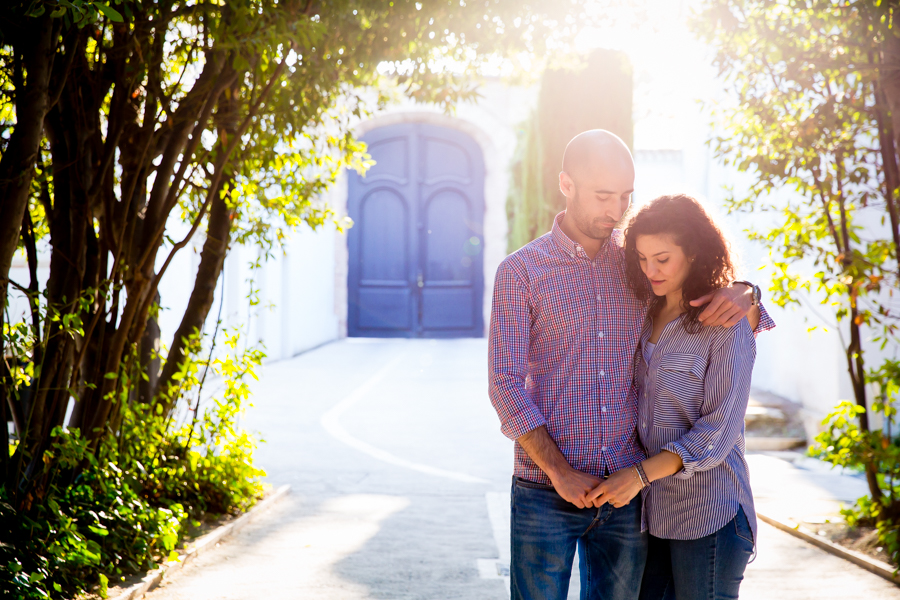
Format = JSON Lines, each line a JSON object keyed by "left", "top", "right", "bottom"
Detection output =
{"left": 145, "top": 339, "right": 900, "bottom": 599}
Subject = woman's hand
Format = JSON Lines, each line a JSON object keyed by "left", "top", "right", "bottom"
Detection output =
{"left": 585, "top": 466, "right": 643, "bottom": 509}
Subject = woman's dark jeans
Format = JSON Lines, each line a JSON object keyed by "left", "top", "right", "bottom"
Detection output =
{"left": 638, "top": 507, "right": 754, "bottom": 600}
{"left": 510, "top": 476, "right": 648, "bottom": 600}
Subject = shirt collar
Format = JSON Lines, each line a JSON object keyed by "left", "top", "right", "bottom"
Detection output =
{"left": 551, "top": 211, "right": 623, "bottom": 259}
{"left": 551, "top": 211, "right": 579, "bottom": 256}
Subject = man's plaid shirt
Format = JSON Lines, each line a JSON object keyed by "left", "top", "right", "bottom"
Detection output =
{"left": 488, "top": 212, "right": 773, "bottom": 485}
{"left": 489, "top": 213, "right": 648, "bottom": 484}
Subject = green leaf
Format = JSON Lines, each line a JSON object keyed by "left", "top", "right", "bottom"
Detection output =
{"left": 94, "top": 3, "right": 123, "bottom": 22}
{"left": 57, "top": 0, "right": 82, "bottom": 12}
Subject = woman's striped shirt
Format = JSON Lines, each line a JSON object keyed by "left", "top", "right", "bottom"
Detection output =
{"left": 636, "top": 312, "right": 767, "bottom": 542}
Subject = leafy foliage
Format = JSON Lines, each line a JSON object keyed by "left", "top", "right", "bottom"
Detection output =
{"left": 694, "top": 0, "right": 900, "bottom": 562}
{"left": 1, "top": 332, "right": 265, "bottom": 599}
{"left": 814, "top": 399, "right": 900, "bottom": 567}
{"left": 133, "top": 331, "right": 267, "bottom": 516}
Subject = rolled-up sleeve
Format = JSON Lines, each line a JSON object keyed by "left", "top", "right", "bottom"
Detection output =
{"left": 488, "top": 259, "right": 546, "bottom": 440}
{"left": 754, "top": 301, "right": 775, "bottom": 334}
{"left": 663, "top": 319, "right": 756, "bottom": 479}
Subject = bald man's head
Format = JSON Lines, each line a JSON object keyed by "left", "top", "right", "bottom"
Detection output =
{"left": 557, "top": 129, "right": 635, "bottom": 244}
{"left": 561, "top": 129, "right": 633, "bottom": 181}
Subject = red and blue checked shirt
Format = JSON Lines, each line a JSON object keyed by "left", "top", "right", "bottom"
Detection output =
{"left": 488, "top": 211, "right": 773, "bottom": 485}
{"left": 489, "top": 212, "right": 648, "bottom": 484}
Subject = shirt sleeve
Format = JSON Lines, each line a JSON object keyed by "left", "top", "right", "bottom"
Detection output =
{"left": 663, "top": 319, "right": 756, "bottom": 479}
{"left": 488, "top": 259, "right": 546, "bottom": 440}
{"left": 753, "top": 301, "right": 775, "bottom": 334}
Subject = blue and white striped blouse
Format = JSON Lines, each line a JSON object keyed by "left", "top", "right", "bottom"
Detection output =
{"left": 636, "top": 313, "right": 759, "bottom": 542}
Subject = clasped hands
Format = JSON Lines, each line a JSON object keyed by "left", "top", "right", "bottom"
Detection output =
{"left": 550, "top": 465, "right": 643, "bottom": 510}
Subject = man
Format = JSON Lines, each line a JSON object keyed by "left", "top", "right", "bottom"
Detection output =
{"left": 488, "top": 130, "right": 769, "bottom": 600}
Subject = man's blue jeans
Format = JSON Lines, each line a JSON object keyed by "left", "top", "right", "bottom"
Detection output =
{"left": 510, "top": 476, "right": 648, "bottom": 600}
{"left": 638, "top": 507, "right": 754, "bottom": 600}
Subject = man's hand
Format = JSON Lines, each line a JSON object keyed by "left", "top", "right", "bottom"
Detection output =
{"left": 689, "top": 283, "right": 759, "bottom": 329}
{"left": 517, "top": 425, "right": 600, "bottom": 508}
{"left": 548, "top": 468, "right": 603, "bottom": 509}
{"left": 585, "top": 467, "right": 642, "bottom": 509}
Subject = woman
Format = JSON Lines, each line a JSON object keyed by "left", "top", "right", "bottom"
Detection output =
{"left": 587, "top": 193, "right": 764, "bottom": 600}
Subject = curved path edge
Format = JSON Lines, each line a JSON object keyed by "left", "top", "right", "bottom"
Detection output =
{"left": 320, "top": 353, "right": 490, "bottom": 485}
{"left": 757, "top": 511, "right": 899, "bottom": 587}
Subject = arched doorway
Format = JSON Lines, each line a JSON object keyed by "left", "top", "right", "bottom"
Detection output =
{"left": 347, "top": 122, "right": 485, "bottom": 338}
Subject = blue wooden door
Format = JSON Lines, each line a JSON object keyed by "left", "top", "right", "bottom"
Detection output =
{"left": 348, "top": 123, "right": 485, "bottom": 338}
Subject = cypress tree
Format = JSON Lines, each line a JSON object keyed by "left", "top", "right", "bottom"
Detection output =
{"left": 506, "top": 48, "right": 633, "bottom": 252}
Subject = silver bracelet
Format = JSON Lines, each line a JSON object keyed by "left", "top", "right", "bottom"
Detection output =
{"left": 635, "top": 462, "right": 650, "bottom": 488}
{"left": 632, "top": 465, "right": 648, "bottom": 489}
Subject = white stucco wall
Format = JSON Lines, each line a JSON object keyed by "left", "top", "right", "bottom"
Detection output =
{"left": 150, "top": 218, "right": 339, "bottom": 363}
{"left": 206, "top": 224, "right": 340, "bottom": 362}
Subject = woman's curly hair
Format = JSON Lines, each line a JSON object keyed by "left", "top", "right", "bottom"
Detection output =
{"left": 624, "top": 194, "right": 737, "bottom": 333}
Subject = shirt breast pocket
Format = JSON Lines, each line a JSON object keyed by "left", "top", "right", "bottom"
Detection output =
{"left": 654, "top": 353, "right": 706, "bottom": 428}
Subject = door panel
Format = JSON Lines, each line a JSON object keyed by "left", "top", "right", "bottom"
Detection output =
{"left": 422, "top": 138, "right": 472, "bottom": 184}
{"left": 366, "top": 137, "right": 410, "bottom": 183}
{"left": 348, "top": 122, "right": 484, "bottom": 338}
{"left": 357, "top": 288, "right": 412, "bottom": 330}
{"left": 424, "top": 191, "right": 473, "bottom": 284}
{"left": 359, "top": 190, "right": 408, "bottom": 283}
{"left": 421, "top": 289, "right": 475, "bottom": 329}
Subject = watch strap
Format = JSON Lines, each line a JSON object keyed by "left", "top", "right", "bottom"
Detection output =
{"left": 734, "top": 280, "right": 761, "bottom": 306}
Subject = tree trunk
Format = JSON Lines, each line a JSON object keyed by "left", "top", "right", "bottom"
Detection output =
{"left": 847, "top": 313, "right": 882, "bottom": 500}
{"left": 14, "top": 33, "right": 110, "bottom": 492}
{"left": 881, "top": 32, "right": 900, "bottom": 161}
{"left": 15, "top": 76, "right": 94, "bottom": 492}
{"left": 155, "top": 82, "right": 240, "bottom": 411}
{"left": 877, "top": 39, "right": 900, "bottom": 283}
{"left": 833, "top": 154, "right": 882, "bottom": 500}
{"left": 137, "top": 291, "right": 161, "bottom": 404}
{"left": 0, "top": 14, "right": 56, "bottom": 419}
{"left": 85, "top": 49, "right": 232, "bottom": 441}
{"left": 0, "top": 375, "right": 8, "bottom": 482}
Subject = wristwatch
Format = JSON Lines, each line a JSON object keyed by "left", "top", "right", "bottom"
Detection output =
{"left": 734, "top": 280, "right": 761, "bottom": 306}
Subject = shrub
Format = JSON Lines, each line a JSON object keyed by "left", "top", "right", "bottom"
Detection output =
{"left": 0, "top": 334, "right": 266, "bottom": 599}
{"left": 812, "top": 395, "right": 900, "bottom": 568}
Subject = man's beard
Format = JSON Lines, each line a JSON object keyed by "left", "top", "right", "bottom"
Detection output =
{"left": 581, "top": 216, "right": 616, "bottom": 240}
{"left": 572, "top": 192, "right": 620, "bottom": 240}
